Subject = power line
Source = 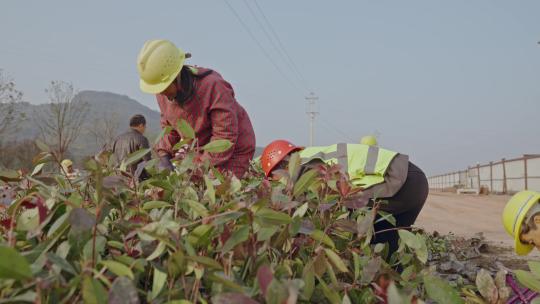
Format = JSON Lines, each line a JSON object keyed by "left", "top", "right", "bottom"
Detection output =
{"left": 242, "top": 0, "right": 310, "bottom": 92}
{"left": 252, "top": 0, "right": 311, "bottom": 91}
{"left": 319, "top": 116, "right": 356, "bottom": 143}
{"left": 223, "top": 0, "right": 302, "bottom": 93}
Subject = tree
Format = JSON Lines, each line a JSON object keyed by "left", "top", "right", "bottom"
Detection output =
{"left": 87, "top": 112, "right": 120, "bottom": 151}
{"left": 0, "top": 69, "right": 24, "bottom": 141}
{"left": 35, "top": 81, "right": 89, "bottom": 161}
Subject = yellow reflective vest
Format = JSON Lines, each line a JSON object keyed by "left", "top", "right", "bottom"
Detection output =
{"left": 299, "top": 143, "right": 399, "bottom": 189}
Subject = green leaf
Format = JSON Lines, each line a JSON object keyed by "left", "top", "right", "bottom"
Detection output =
{"left": 317, "top": 277, "right": 341, "bottom": 304}
{"left": 177, "top": 119, "right": 195, "bottom": 140}
{"left": 188, "top": 224, "right": 214, "bottom": 247}
{"left": 292, "top": 202, "right": 309, "bottom": 218}
{"left": 83, "top": 276, "right": 108, "bottom": 304}
{"left": 152, "top": 267, "right": 167, "bottom": 300}
{"left": 0, "top": 291, "right": 36, "bottom": 303}
{"left": 0, "top": 246, "right": 32, "bottom": 280}
{"left": 187, "top": 255, "right": 223, "bottom": 269}
{"left": 302, "top": 262, "right": 315, "bottom": 300}
{"left": 255, "top": 208, "right": 292, "bottom": 226}
{"left": 324, "top": 248, "right": 348, "bottom": 273}
{"left": 265, "top": 279, "right": 289, "bottom": 304}
{"left": 387, "top": 282, "right": 407, "bottom": 304}
{"left": 204, "top": 175, "right": 216, "bottom": 205}
{"left": 310, "top": 229, "right": 336, "bottom": 249}
{"left": 35, "top": 139, "right": 50, "bottom": 152}
{"left": 120, "top": 148, "right": 151, "bottom": 171}
{"left": 257, "top": 226, "right": 278, "bottom": 242}
{"left": 398, "top": 229, "right": 421, "bottom": 249}
{"left": 222, "top": 225, "right": 250, "bottom": 252}
{"left": 46, "top": 252, "right": 76, "bottom": 275}
{"left": 101, "top": 260, "right": 135, "bottom": 280}
{"left": 0, "top": 169, "right": 20, "bottom": 182}
{"left": 147, "top": 242, "right": 167, "bottom": 261}
{"left": 16, "top": 208, "right": 40, "bottom": 231}
{"left": 423, "top": 274, "right": 464, "bottom": 304}
{"left": 529, "top": 261, "right": 540, "bottom": 278}
{"left": 516, "top": 270, "right": 540, "bottom": 292}
{"left": 293, "top": 169, "right": 318, "bottom": 198}
{"left": 184, "top": 199, "right": 209, "bottom": 218}
{"left": 212, "top": 211, "right": 243, "bottom": 226}
{"left": 288, "top": 152, "right": 301, "bottom": 181}
{"left": 353, "top": 252, "right": 360, "bottom": 281}
{"left": 31, "top": 163, "right": 46, "bottom": 176}
{"left": 202, "top": 139, "right": 233, "bottom": 153}
{"left": 143, "top": 200, "right": 172, "bottom": 210}
{"left": 108, "top": 277, "right": 140, "bottom": 304}
{"left": 107, "top": 241, "right": 124, "bottom": 250}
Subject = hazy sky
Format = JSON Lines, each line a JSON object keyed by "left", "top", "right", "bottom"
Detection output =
{"left": 1, "top": 1, "right": 539, "bottom": 175}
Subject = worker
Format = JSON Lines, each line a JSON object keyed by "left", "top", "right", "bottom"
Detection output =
{"left": 260, "top": 140, "right": 429, "bottom": 257}
{"left": 60, "top": 159, "right": 79, "bottom": 179}
{"left": 136, "top": 39, "right": 256, "bottom": 177}
{"left": 112, "top": 114, "right": 151, "bottom": 179}
{"left": 502, "top": 191, "right": 540, "bottom": 255}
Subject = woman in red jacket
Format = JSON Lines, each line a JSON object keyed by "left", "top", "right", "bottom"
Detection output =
{"left": 137, "top": 39, "right": 256, "bottom": 177}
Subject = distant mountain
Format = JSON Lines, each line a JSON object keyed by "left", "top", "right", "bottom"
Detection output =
{"left": 7, "top": 90, "right": 161, "bottom": 161}
{"left": 7, "top": 90, "right": 264, "bottom": 162}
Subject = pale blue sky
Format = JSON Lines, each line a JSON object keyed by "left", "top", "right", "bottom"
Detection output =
{"left": 1, "top": 1, "right": 539, "bottom": 175}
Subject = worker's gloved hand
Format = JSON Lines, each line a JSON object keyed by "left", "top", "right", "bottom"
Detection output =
{"left": 158, "top": 155, "right": 174, "bottom": 172}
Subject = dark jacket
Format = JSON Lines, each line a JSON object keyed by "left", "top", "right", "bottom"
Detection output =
{"left": 112, "top": 128, "right": 151, "bottom": 174}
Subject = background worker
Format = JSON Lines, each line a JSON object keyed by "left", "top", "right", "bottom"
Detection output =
{"left": 502, "top": 191, "right": 540, "bottom": 255}
{"left": 60, "top": 159, "right": 79, "bottom": 180}
{"left": 136, "top": 39, "right": 256, "bottom": 177}
{"left": 111, "top": 114, "right": 151, "bottom": 179}
{"left": 260, "top": 139, "right": 429, "bottom": 257}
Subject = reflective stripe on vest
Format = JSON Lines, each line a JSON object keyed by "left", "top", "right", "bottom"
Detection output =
{"left": 364, "top": 146, "right": 379, "bottom": 174}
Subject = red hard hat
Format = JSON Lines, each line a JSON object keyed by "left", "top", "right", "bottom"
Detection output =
{"left": 261, "top": 140, "right": 303, "bottom": 177}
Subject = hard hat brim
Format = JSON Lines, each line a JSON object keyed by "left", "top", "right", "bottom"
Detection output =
{"left": 139, "top": 51, "right": 184, "bottom": 95}
{"left": 515, "top": 234, "right": 534, "bottom": 255}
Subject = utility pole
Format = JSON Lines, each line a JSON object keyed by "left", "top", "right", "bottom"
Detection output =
{"left": 305, "top": 92, "right": 319, "bottom": 146}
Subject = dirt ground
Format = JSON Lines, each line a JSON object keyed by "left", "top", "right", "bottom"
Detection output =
{"left": 415, "top": 191, "right": 540, "bottom": 263}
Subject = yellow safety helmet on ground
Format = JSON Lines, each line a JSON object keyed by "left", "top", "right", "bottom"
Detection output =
{"left": 502, "top": 190, "right": 540, "bottom": 255}
{"left": 61, "top": 159, "right": 73, "bottom": 170}
{"left": 360, "top": 135, "right": 378, "bottom": 146}
{"left": 137, "top": 39, "right": 187, "bottom": 94}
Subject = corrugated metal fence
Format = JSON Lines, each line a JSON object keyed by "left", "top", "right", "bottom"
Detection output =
{"left": 428, "top": 154, "right": 540, "bottom": 194}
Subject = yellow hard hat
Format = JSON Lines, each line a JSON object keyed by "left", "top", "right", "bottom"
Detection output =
{"left": 61, "top": 159, "right": 73, "bottom": 171}
{"left": 502, "top": 191, "right": 540, "bottom": 255}
{"left": 360, "top": 135, "right": 378, "bottom": 146}
{"left": 137, "top": 39, "right": 186, "bottom": 94}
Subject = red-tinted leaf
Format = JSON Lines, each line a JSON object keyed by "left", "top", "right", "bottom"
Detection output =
{"left": 36, "top": 197, "right": 48, "bottom": 223}
{"left": 318, "top": 202, "right": 335, "bottom": 212}
{"left": 343, "top": 195, "right": 369, "bottom": 209}
{"left": 257, "top": 265, "right": 273, "bottom": 297}
{"left": 361, "top": 257, "right": 382, "bottom": 285}
{"left": 337, "top": 177, "right": 351, "bottom": 197}
{"left": 0, "top": 218, "right": 13, "bottom": 229}
{"left": 333, "top": 219, "right": 358, "bottom": 233}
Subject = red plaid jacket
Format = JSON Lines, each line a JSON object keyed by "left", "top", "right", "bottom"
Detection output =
{"left": 155, "top": 67, "right": 256, "bottom": 177}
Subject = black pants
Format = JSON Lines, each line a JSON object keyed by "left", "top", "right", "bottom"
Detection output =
{"left": 372, "top": 162, "right": 429, "bottom": 257}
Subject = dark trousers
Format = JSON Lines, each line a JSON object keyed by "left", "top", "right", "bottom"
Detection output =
{"left": 372, "top": 162, "right": 429, "bottom": 257}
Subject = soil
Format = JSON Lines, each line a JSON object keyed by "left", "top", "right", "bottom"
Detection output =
{"left": 415, "top": 192, "right": 538, "bottom": 272}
